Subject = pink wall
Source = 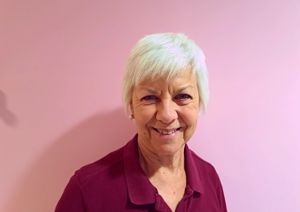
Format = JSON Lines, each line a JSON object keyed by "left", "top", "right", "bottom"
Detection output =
{"left": 1, "top": 0, "right": 299, "bottom": 211}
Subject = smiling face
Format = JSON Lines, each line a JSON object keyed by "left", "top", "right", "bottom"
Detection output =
{"left": 130, "top": 68, "right": 200, "bottom": 157}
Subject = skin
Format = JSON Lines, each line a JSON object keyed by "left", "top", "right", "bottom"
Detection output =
{"left": 130, "top": 68, "right": 200, "bottom": 211}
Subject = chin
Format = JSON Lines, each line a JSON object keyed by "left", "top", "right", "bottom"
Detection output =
{"left": 151, "top": 137, "right": 186, "bottom": 155}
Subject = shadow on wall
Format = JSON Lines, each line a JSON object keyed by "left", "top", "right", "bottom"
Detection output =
{"left": 0, "top": 90, "right": 18, "bottom": 127}
{"left": 5, "top": 108, "right": 135, "bottom": 212}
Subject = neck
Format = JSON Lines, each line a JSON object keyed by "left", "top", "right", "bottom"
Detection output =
{"left": 138, "top": 145, "right": 185, "bottom": 178}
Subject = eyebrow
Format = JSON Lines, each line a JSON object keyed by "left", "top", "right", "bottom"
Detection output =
{"left": 138, "top": 85, "right": 194, "bottom": 94}
{"left": 175, "top": 85, "right": 194, "bottom": 93}
{"left": 139, "top": 87, "right": 160, "bottom": 95}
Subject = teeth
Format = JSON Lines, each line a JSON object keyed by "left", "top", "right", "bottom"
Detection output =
{"left": 156, "top": 128, "right": 178, "bottom": 135}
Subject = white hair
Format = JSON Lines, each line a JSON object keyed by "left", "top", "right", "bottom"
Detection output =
{"left": 122, "top": 32, "right": 209, "bottom": 112}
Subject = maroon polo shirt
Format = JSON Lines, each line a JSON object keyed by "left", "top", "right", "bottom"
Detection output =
{"left": 55, "top": 135, "right": 227, "bottom": 212}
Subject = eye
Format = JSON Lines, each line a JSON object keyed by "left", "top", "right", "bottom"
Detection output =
{"left": 141, "top": 95, "right": 158, "bottom": 102}
{"left": 174, "top": 93, "right": 192, "bottom": 102}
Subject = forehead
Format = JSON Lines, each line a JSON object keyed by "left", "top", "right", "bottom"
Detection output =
{"left": 136, "top": 68, "right": 197, "bottom": 91}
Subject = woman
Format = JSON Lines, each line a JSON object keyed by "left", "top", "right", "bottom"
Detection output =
{"left": 55, "top": 33, "right": 227, "bottom": 212}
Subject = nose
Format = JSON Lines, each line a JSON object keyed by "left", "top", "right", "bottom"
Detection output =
{"left": 156, "top": 99, "right": 178, "bottom": 124}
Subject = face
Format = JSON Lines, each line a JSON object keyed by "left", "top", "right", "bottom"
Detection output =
{"left": 130, "top": 68, "right": 200, "bottom": 156}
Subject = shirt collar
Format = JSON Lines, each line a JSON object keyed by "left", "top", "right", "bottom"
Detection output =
{"left": 123, "top": 135, "right": 156, "bottom": 205}
{"left": 184, "top": 145, "right": 205, "bottom": 195}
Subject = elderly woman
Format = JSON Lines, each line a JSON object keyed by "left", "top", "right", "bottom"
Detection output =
{"left": 55, "top": 33, "right": 227, "bottom": 212}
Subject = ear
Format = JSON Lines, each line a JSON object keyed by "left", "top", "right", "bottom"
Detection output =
{"left": 127, "top": 101, "right": 135, "bottom": 119}
{"left": 128, "top": 101, "right": 133, "bottom": 114}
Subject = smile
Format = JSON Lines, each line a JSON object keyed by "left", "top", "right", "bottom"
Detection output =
{"left": 152, "top": 127, "right": 182, "bottom": 135}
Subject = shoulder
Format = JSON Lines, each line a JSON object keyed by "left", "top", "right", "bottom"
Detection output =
{"left": 190, "top": 150, "right": 216, "bottom": 170}
{"left": 188, "top": 149, "right": 222, "bottom": 184}
{"left": 74, "top": 145, "right": 125, "bottom": 186}
{"left": 56, "top": 143, "right": 131, "bottom": 211}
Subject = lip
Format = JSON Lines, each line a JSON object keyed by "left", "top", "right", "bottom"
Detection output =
{"left": 152, "top": 127, "right": 182, "bottom": 135}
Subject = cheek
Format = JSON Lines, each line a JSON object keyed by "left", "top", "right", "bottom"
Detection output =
{"left": 134, "top": 107, "right": 156, "bottom": 127}
{"left": 187, "top": 116, "right": 198, "bottom": 129}
{"left": 181, "top": 110, "right": 199, "bottom": 141}
{"left": 180, "top": 108, "right": 199, "bottom": 128}
{"left": 136, "top": 106, "right": 156, "bottom": 118}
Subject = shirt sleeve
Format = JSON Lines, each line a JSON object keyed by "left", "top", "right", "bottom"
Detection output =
{"left": 55, "top": 174, "right": 86, "bottom": 212}
{"left": 217, "top": 181, "right": 227, "bottom": 212}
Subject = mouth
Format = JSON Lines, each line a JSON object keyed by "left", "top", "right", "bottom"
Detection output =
{"left": 152, "top": 127, "right": 182, "bottom": 135}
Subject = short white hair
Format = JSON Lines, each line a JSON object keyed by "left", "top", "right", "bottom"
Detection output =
{"left": 122, "top": 32, "right": 209, "bottom": 112}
